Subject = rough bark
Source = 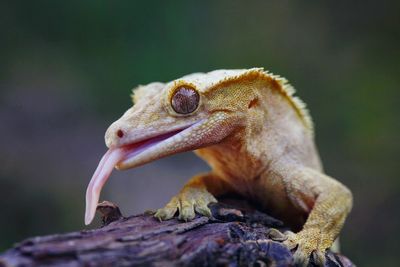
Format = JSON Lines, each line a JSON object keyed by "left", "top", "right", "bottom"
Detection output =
{"left": 0, "top": 199, "right": 354, "bottom": 267}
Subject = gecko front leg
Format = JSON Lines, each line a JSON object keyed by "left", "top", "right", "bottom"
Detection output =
{"left": 277, "top": 165, "right": 353, "bottom": 266}
{"left": 154, "top": 172, "right": 230, "bottom": 221}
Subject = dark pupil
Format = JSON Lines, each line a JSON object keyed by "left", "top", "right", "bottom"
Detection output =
{"left": 172, "top": 87, "right": 199, "bottom": 114}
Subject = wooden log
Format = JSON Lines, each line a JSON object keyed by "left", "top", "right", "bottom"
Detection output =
{"left": 0, "top": 198, "right": 354, "bottom": 267}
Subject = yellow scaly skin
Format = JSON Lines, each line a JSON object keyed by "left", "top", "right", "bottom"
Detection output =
{"left": 105, "top": 68, "right": 353, "bottom": 266}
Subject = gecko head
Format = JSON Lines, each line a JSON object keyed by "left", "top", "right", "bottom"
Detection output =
{"left": 85, "top": 70, "right": 259, "bottom": 225}
{"left": 104, "top": 80, "right": 242, "bottom": 170}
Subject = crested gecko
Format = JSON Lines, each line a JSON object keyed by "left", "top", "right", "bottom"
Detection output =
{"left": 84, "top": 68, "right": 352, "bottom": 266}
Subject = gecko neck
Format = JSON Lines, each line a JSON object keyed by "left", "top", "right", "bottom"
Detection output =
{"left": 196, "top": 86, "right": 322, "bottom": 188}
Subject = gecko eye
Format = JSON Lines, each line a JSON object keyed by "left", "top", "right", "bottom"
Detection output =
{"left": 171, "top": 86, "right": 200, "bottom": 114}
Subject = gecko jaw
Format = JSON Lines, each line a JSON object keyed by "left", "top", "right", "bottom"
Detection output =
{"left": 84, "top": 122, "right": 200, "bottom": 225}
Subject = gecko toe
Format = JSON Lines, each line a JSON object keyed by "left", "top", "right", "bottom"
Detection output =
{"left": 194, "top": 203, "right": 212, "bottom": 218}
{"left": 154, "top": 197, "right": 178, "bottom": 221}
{"left": 178, "top": 200, "right": 196, "bottom": 221}
{"left": 312, "top": 250, "right": 326, "bottom": 267}
{"left": 266, "top": 228, "right": 288, "bottom": 242}
{"left": 293, "top": 249, "right": 310, "bottom": 267}
{"left": 282, "top": 230, "right": 298, "bottom": 250}
{"left": 154, "top": 207, "right": 176, "bottom": 221}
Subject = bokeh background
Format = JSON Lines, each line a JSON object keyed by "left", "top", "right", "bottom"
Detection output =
{"left": 1, "top": 1, "right": 399, "bottom": 266}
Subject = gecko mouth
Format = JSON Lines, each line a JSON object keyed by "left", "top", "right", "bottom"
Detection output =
{"left": 84, "top": 126, "right": 191, "bottom": 225}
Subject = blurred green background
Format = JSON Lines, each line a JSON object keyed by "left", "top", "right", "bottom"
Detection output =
{"left": 0, "top": 1, "right": 399, "bottom": 266}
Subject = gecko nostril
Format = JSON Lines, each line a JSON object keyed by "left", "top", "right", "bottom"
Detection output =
{"left": 116, "top": 129, "right": 124, "bottom": 138}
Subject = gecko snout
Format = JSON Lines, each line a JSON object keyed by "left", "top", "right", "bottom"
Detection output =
{"left": 105, "top": 123, "right": 127, "bottom": 148}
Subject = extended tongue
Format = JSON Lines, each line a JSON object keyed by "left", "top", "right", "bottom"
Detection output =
{"left": 84, "top": 148, "right": 125, "bottom": 225}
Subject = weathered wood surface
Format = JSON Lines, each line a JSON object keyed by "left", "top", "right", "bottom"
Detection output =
{"left": 0, "top": 199, "right": 354, "bottom": 267}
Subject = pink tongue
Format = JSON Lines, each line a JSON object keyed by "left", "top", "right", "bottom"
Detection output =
{"left": 85, "top": 148, "right": 125, "bottom": 225}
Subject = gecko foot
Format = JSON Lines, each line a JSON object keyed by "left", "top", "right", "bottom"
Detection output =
{"left": 283, "top": 229, "right": 331, "bottom": 267}
{"left": 154, "top": 187, "right": 217, "bottom": 221}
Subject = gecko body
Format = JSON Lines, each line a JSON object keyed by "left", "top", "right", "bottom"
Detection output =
{"left": 85, "top": 68, "right": 352, "bottom": 266}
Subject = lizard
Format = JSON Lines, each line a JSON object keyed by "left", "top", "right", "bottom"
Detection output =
{"left": 84, "top": 68, "right": 353, "bottom": 266}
